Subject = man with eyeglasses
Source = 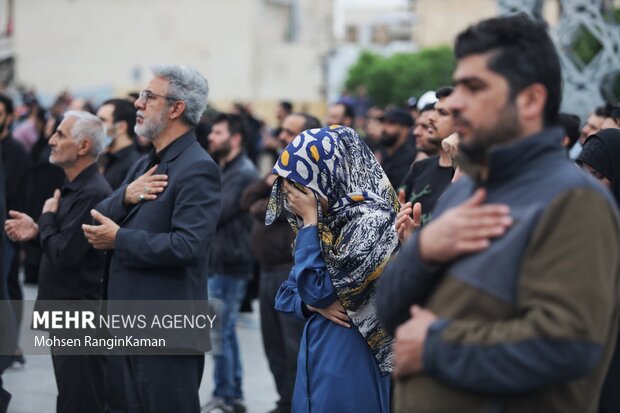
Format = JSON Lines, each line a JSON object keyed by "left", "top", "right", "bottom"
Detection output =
{"left": 83, "top": 65, "right": 221, "bottom": 413}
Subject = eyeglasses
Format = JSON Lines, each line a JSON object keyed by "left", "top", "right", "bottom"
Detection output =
{"left": 137, "top": 90, "right": 178, "bottom": 104}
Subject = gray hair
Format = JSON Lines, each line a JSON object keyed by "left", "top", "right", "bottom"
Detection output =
{"left": 64, "top": 110, "right": 106, "bottom": 158}
{"left": 151, "top": 64, "right": 209, "bottom": 127}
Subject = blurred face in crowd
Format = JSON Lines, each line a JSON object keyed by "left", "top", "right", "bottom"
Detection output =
{"left": 413, "top": 111, "right": 439, "bottom": 154}
{"left": 49, "top": 116, "right": 87, "bottom": 168}
{"left": 448, "top": 53, "right": 522, "bottom": 159}
{"left": 97, "top": 104, "right": 118, "bottom": 140}
{"left": 134, "top": 76, "right": 172, "bottom": 140}
{"left": 276, "top": 104, "right": 289, "bottom": 124}
{"left": 326, "top": 103, "right": 349, "bottom": 126}
{"left": 580, "top": 112, "right": 606, "bottom": 144}
{"left": 207, "top": 121, "right": 233, "bottom": 162}
{"left": 366, "top": 116, "right": 383, "bottom": 142}
{"left": 278, "top": 114, "right": 305, "bottom": 147}
{"left": 381, "top": 121, "right": 408, "bottom": 148}
{"left": 428, "top": 97, "right": 455, "bottom": 140}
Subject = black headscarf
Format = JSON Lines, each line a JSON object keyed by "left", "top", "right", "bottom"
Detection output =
{"left": 577, "top": 128, "right": 620, "bottom": 206}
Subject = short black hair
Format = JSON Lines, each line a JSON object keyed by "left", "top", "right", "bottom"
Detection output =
{"left": 335, "top": 102, "right": 355, "bottom": 120}
{"left": 455, "top": 14, "right": 562, "bottom": 125}
{"left": 435, "top": 86, "right": 453, "bottom": 100}
{"left": 297, "top": 112, "right": 321, "bottom": 131}
{"left": 279, "top": 101, "right": 293, "bottom": 114}
{"left": 213, "top": 113, "right": 248, "bottom": 144}
{"left": 604, "top": 103, "right": 620, "bottom": 125}
{"left": 594, "top": 105, "right": 609, "bottom": 118}
{"left": 557, "top": 113, "right": 581, "bottom": 148}
{"left": 101, "top": 98, "right": 137, "bottom": 138}
{"left": 0, "top": 94, "right": 14, "bottom": 116}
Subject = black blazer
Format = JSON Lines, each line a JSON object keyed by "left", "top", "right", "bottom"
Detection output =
{"left": 96, "top": 131, "right": 221, "bottom": 351}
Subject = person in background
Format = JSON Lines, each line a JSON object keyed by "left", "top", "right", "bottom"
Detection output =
{"left": 97, "top": 99, "right": 141, "bottom": 190}
{"left": 379, "top": 108, "right": 416, "bottom": 188}
{"left": 576, "top": 128, "right": 620, "bottom": 413}
{"left": 556, "top": 113, "right": 580, "bottom": 151}
{"left": 203, "top": 113, "right": 259, "bottom": 413}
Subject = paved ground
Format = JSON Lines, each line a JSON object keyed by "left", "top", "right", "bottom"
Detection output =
{"left": 3, "top": 285, "right": 279, "bottom": 413}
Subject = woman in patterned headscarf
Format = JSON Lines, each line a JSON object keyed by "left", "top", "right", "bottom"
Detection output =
{"left": 267, "top": 126, "right": 400, "bottom": 412}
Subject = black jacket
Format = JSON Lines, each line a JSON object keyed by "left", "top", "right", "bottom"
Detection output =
{"left": 209, "top": 153, "right": 259, "bottom": 276}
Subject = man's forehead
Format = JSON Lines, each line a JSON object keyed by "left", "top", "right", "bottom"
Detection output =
{"left": 453, "top": 53, "right": 493, "bottom": 80}
{"left": 58, "top": 116, "right": 76, "bottom": 133}
{"left": 147, "top": 76, "right": 169, "bottom": 92}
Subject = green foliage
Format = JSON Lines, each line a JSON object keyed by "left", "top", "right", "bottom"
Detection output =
{"left": 344, "top": 46, "right": 455, "bottom": 107}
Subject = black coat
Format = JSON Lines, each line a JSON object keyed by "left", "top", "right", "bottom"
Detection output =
{"left": 95, "top": 131, "right": 221, "bottom": 352}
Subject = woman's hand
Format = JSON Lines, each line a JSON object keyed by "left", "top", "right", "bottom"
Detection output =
{"left": 307, "top": 299, "right": 351, "bottom": 328}
{"left": 283, "top": 180, "right": 318, "bottom": 226}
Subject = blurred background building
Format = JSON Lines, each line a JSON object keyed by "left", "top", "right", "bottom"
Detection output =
{"left": 3, "top": 0, "right": 620, "bottom": 122}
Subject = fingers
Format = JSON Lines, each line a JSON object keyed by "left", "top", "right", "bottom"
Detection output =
{"left": 412, "top": 203, "right": 422, "bottom": 227}
{"left": 89, "top": 210, "right": 111, "bottom": 225}
{"left": 398, "top": 189, "right": 406, "bottom": 205}
{"left": 53, "top": 189, "right": 61, "bottom": 200}
{"left": 8, "top": 210, "right": 26, "bottom": 219}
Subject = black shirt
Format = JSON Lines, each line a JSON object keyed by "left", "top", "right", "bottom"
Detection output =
{"left": 380, "top": 137, "right": 417, "bottom": 189}
{"left": 101, "top": 145, "right": 142, "bottom": 189}
{"left": 401, "top": 155, "right": 454, "bottom": 225}
{"left": 1, "top": 135, "right": 31, "bottom": 213}
{"left": 36, "top": 163, "right": 112, "bottom": 301}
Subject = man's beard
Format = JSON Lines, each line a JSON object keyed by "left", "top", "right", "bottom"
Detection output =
{"left": 457, "top": 102, "right": 522, "bottom": 165}
{"left": 380, "top": 132, "right": 399, "bottom": 148}
{"left": 135, "top": 108, "right": 168, "bottom": 141}
{"left": 209, "top": 140, "right": 232, "bottom": 163}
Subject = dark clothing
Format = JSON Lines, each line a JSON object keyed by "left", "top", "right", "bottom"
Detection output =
{"left": 101, "top": 145, "right": 142, "bottom": 190}
{"left": 51, "top": 353, "right": 105, "bottom": 413}
{"left": 0, "top": 143, "right": 15, "bottom": 413}
{"left": 241, "top": 178, "right": 303, "bottom": 409}
{"left": 209, "top": 153, "right": 259, "bottom": 277}
{"left": 36, "top": 163, "right": 112, "bottom": 302}
{"left": 240, "top": 178, "right": 295, "bottom": 271}
{"left": 33, "top": 162, "right": 111, "bottom": 413}
{"left": 118, "top": 354, "right": 204, "bottom": 413}
{"left": 377, "top": 127, "right": 620, "bottom": 413}
{"left": 577, "top": 129, "right": 620, "bottom": 413}
{"left": 380, "top": 138, "right": 416, "bottom": 189}
{"left": 24, "top": 137, "right": 65, "bottom": 283}
{"left": 259, "top": 268, "right": 305, "bottom": 410}
{"left": 400, "top": 156, "right": 454, "bottom": 225}
{"left": 96, "top": 130, "right": 221, "bottom": 304}
{"left": 95, "top": 130, "right": 221, "bottom": 411}
{"left": 1, "top": 135, "right": 31, "bottom": 213}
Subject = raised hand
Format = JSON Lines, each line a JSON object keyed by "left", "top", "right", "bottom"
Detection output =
{"left": 124, "top": 165, "right": 168, "bottom": 206}
{"left": 419, "top": 188, "right": 512, "bottom": 263}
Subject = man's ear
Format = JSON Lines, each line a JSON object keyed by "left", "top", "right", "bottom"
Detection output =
{"left": 516, "top": 83, "right": 547, "bottom": 122}
{"left": 116, "top": 120, "right": 128, "bottom": 136}
{"left": 77, "top": 137, "right": 93, "bottom": 157}
{"left": 169, "top": 101, "right": 186, "bottom": 121}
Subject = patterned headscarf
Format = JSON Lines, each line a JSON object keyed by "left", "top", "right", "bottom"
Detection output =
{"left": 266, "top": 126, "right": 400, "bottom": 374}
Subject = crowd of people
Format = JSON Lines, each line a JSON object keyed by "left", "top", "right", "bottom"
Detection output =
{"left": 0, "top": 12, "right": 619, "bottom": 413}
